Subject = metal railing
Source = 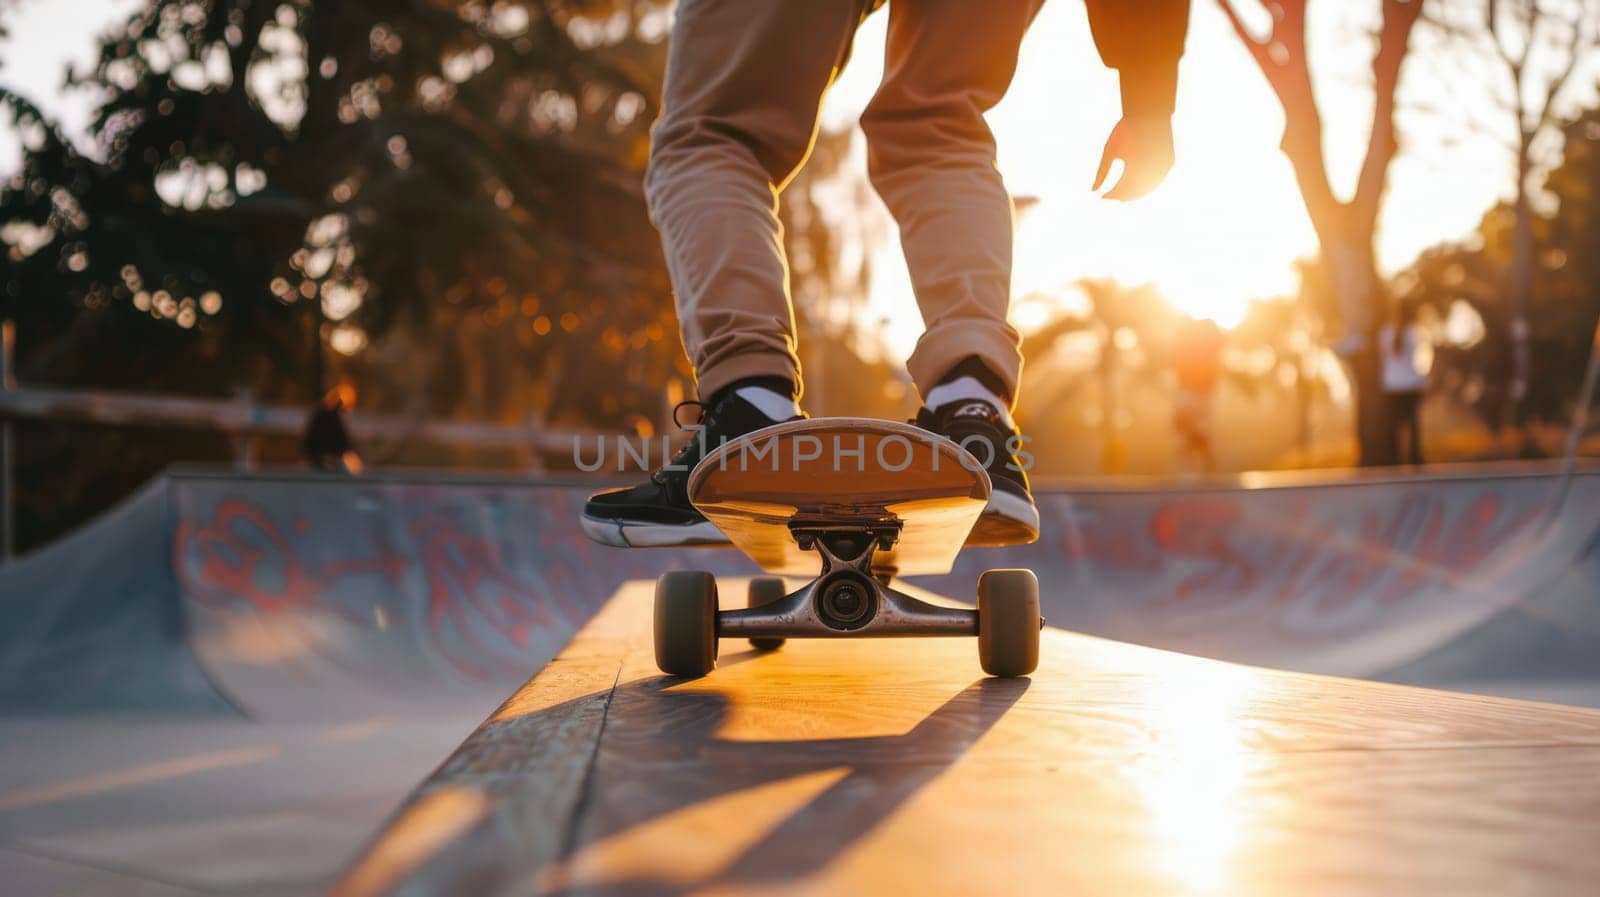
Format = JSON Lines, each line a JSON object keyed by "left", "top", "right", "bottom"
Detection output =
{"left": 0, "top": 322, "right": 638, "bottom": 559}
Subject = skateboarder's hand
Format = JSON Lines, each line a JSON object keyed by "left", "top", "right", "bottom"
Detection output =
{"left": 1092, "top": 116, "right": 1175, "bottom": 202}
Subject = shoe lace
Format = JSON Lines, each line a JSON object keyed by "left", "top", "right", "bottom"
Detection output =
{"left": 671, "top": 399, "right": 709, "bottom": 430}
{"left": 652, "top": 400, "right": 712, "bottom": 485}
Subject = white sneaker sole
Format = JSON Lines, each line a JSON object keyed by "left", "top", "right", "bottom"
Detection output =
{"left": 968, "top": 490, "right": 1041, "bottom": 546}
{"left": 580, "top": 514, "right": 728, "bottom": 548}
{"left": 988, "top": 489, "right": 1040, "bottom": 530}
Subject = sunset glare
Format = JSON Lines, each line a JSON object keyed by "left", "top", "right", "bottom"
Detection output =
{"left": 822, "top": 2, "right": 1548, "bottom": 351}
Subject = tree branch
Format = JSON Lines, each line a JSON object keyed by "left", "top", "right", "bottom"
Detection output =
{"left": 1216, "top": 0, "right": 1273, "bottom": 67}
{"left": 1216, "top": 0, "right": 1342, "bottom": 226}
{"left": 1534, "top": 0, "right": 1593, "bottom": 128}
{"left": 1352, "top": 0, "right": 1425, "bottom": 231}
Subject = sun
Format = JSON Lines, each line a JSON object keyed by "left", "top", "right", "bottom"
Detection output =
{"left": 818, "top": 0, "right": 1503, "bottom": 358}
{"left": 825, "top": 4, "right": 1317, "bottom": 355}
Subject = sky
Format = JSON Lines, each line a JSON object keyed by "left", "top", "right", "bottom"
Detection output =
{"left": 1, "top": 1, "right": 1587, "bottom": 359}
{"left": 0, "top": 0, "right": 142, "bottom": 163}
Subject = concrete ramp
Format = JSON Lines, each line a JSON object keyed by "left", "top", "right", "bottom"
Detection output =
{"left": 0, "top": 470, "right": 754, "bottom": 720}
{"left": 0, "top": 472, "right": 754, "bottom": 894}
{"left": 4, "top": 465, "right": 1599, "bottom": 893}
{"left": 4, "top": 465, "right": 1596, "bottom": 720}
{"left": 334, "top": 581, "right": 1600, "bottom": 897}
{"left": 936, "top": 465, "right": 1600, "bottom": 690}
{"left": 0, "top": 478, "right": 233, "bottom": 715}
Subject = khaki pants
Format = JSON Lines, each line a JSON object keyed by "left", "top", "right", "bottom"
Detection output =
{"left": 646, "top": 0, "right": 1042, "bottom": 404}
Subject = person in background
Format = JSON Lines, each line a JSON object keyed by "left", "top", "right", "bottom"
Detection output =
{"left": 304, "top": 381, "right": 364, "bottom": 474}
{"left": 1171, "top": 316, "right": 1225, "bottom": 474}
{"left": 1379, "top": 302, "right": 1427, "bottom": 465}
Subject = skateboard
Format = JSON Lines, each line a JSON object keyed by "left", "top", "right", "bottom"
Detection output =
{"left": 653, "top": 417, "right": 1041, "bottom": 678}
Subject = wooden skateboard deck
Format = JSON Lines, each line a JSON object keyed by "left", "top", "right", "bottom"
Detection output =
{"left": 688, "top": 417, "right": 990, "bottom": 577}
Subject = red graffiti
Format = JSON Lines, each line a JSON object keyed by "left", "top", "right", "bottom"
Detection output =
{"left": 1056, "top": 487, "right": 1549, "bottom": 615}
{"left": 1151, "top": 499, "right": 1256, "bottom": 600}
{"left": 177, "top": 500, "right": 401, "bottom": 617}
{"left": 173, "top": 492, "right": 647, "bottom": 680}
{"left": 407, "top": 511, "right": 575, "bottom": 679}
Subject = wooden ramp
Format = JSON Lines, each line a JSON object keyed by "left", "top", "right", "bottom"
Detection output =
{"left": 332, "top": 581, "right": 1600, "bottom": 897}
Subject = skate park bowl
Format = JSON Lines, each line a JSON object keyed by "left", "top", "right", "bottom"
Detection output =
{"left": 1, "top": 465, "right": 1598, "bottom": 893}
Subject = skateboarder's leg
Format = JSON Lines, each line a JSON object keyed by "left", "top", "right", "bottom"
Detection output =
{"left": 646, "top": 0, "right": 878, "bottom": 403}
{"left": 584, "top": 0, "right": 876, "bottom": 547}
{"left": 860, "top": 0, "right": 1042, "bottom": 406}
{"left": 862, "top": 0, "right": 1044, "bottom": 544}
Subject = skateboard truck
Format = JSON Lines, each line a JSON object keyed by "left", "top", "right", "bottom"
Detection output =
{"left": 716, "top": 521, "right": 981, "bottom": 639}
{"left": 654, "top": 534, "right": 1041, "bottom": 678}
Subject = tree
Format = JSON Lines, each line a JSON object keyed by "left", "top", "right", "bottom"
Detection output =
{"left": 0, "top": 1, "right": 889, "bottom": 546}
{"left": 1, "top": 2, "right": 676, "bottom": 413}
{"left": 1016, "top": 280, "right": 1182, "bottom": 474}
{"left": 0, "top": 1, "right": 683, "bottom": 546}
{"left": 1400, "top": 100, "right": 1600, "bottom": 444}
{"left": 1504, "top": 101, "right": 1600, "bottom": 427}
{"left": 1424, "top": 0, "right": 1599, "bottom": 431}
{"left": 1216, "top": 0, "right": 1426, "bottom": 465}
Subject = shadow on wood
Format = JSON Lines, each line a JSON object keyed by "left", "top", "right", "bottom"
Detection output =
{"left": 333, "top": 579, "right": 1600, "bottom": 897}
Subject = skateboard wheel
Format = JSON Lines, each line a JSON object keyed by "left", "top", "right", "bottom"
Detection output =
{"left": 655, "top": 571, "right": 718, "bottom": 677}
{"left": 977, "top": 569, "right": 1039, "bottom": 677}
{"left": 747, "top": 577, "right": 787, "bottom": 652}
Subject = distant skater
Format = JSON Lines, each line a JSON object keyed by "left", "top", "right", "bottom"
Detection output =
{"left": 1171, "top": 317, "right": 1224, "bottom": 474}
{"left": 583, "top": 0, "right": 1191, "bottom": 546}
{"left": 304, "top": 382, "right": 364, "bottom": 474}
{"left": 1379, "top": 303, "right": 1427, "bottom": 466}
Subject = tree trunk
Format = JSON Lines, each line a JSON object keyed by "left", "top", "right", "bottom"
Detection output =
{"left": 1295, "top": 353, "right": 1312, "bottom": 454}
{"left": 1509, "top": 137, "right": 1535, "bottom": 435}
{"left": 1100, "top": 340, "right": 1118, "bottom": 474}
{"left": 1215, "top": 0, "right": 1422, "bottom": 469}
{"left": 1325, "top": 238, "right": 1395, "bottom": 466}
{"left": 308, "top": 304, "right": 326, "bottom": 403}
{"left": 1352, "top": 344, "right": 1393, "bottom": 466}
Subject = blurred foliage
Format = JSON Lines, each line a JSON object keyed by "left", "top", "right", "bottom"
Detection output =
{"left": 2, "top": 1, "right": 676, "bottom": 412}
{"left": 0, "top": 0, "right": 886, "bottom": 548}
{"left": 1017, "top": 93, "right": 1600, "bottom": 474}
{"left": 1399, "top": 102, "right": 1600, "bottom": 434}
{"left": 1016, "top": 278, "right": 1338, "bottom": 476}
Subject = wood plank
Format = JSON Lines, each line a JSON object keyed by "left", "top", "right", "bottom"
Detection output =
{"left": 328, "top": 583, "right": 643, "bottom": 897}
{"left": 333, "top": 580, "right": 1600, "bottom": 896}
{"left": 689, "top": 418, "right": 988, "bottom": 576}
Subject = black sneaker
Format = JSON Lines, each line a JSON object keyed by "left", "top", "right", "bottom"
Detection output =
{"left": 582, "top": 393, "right": 801, "bottom": 547}
{"left": 913, "top": 399, "right": 1040, "bottom": 546}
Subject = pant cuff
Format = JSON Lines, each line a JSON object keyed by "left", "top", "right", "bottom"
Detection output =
{"left": 906, "top": 323, "right": 1022, "bottom": 407}
{"left": 696, "top": 352, "right": 804, "bottom": 403}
